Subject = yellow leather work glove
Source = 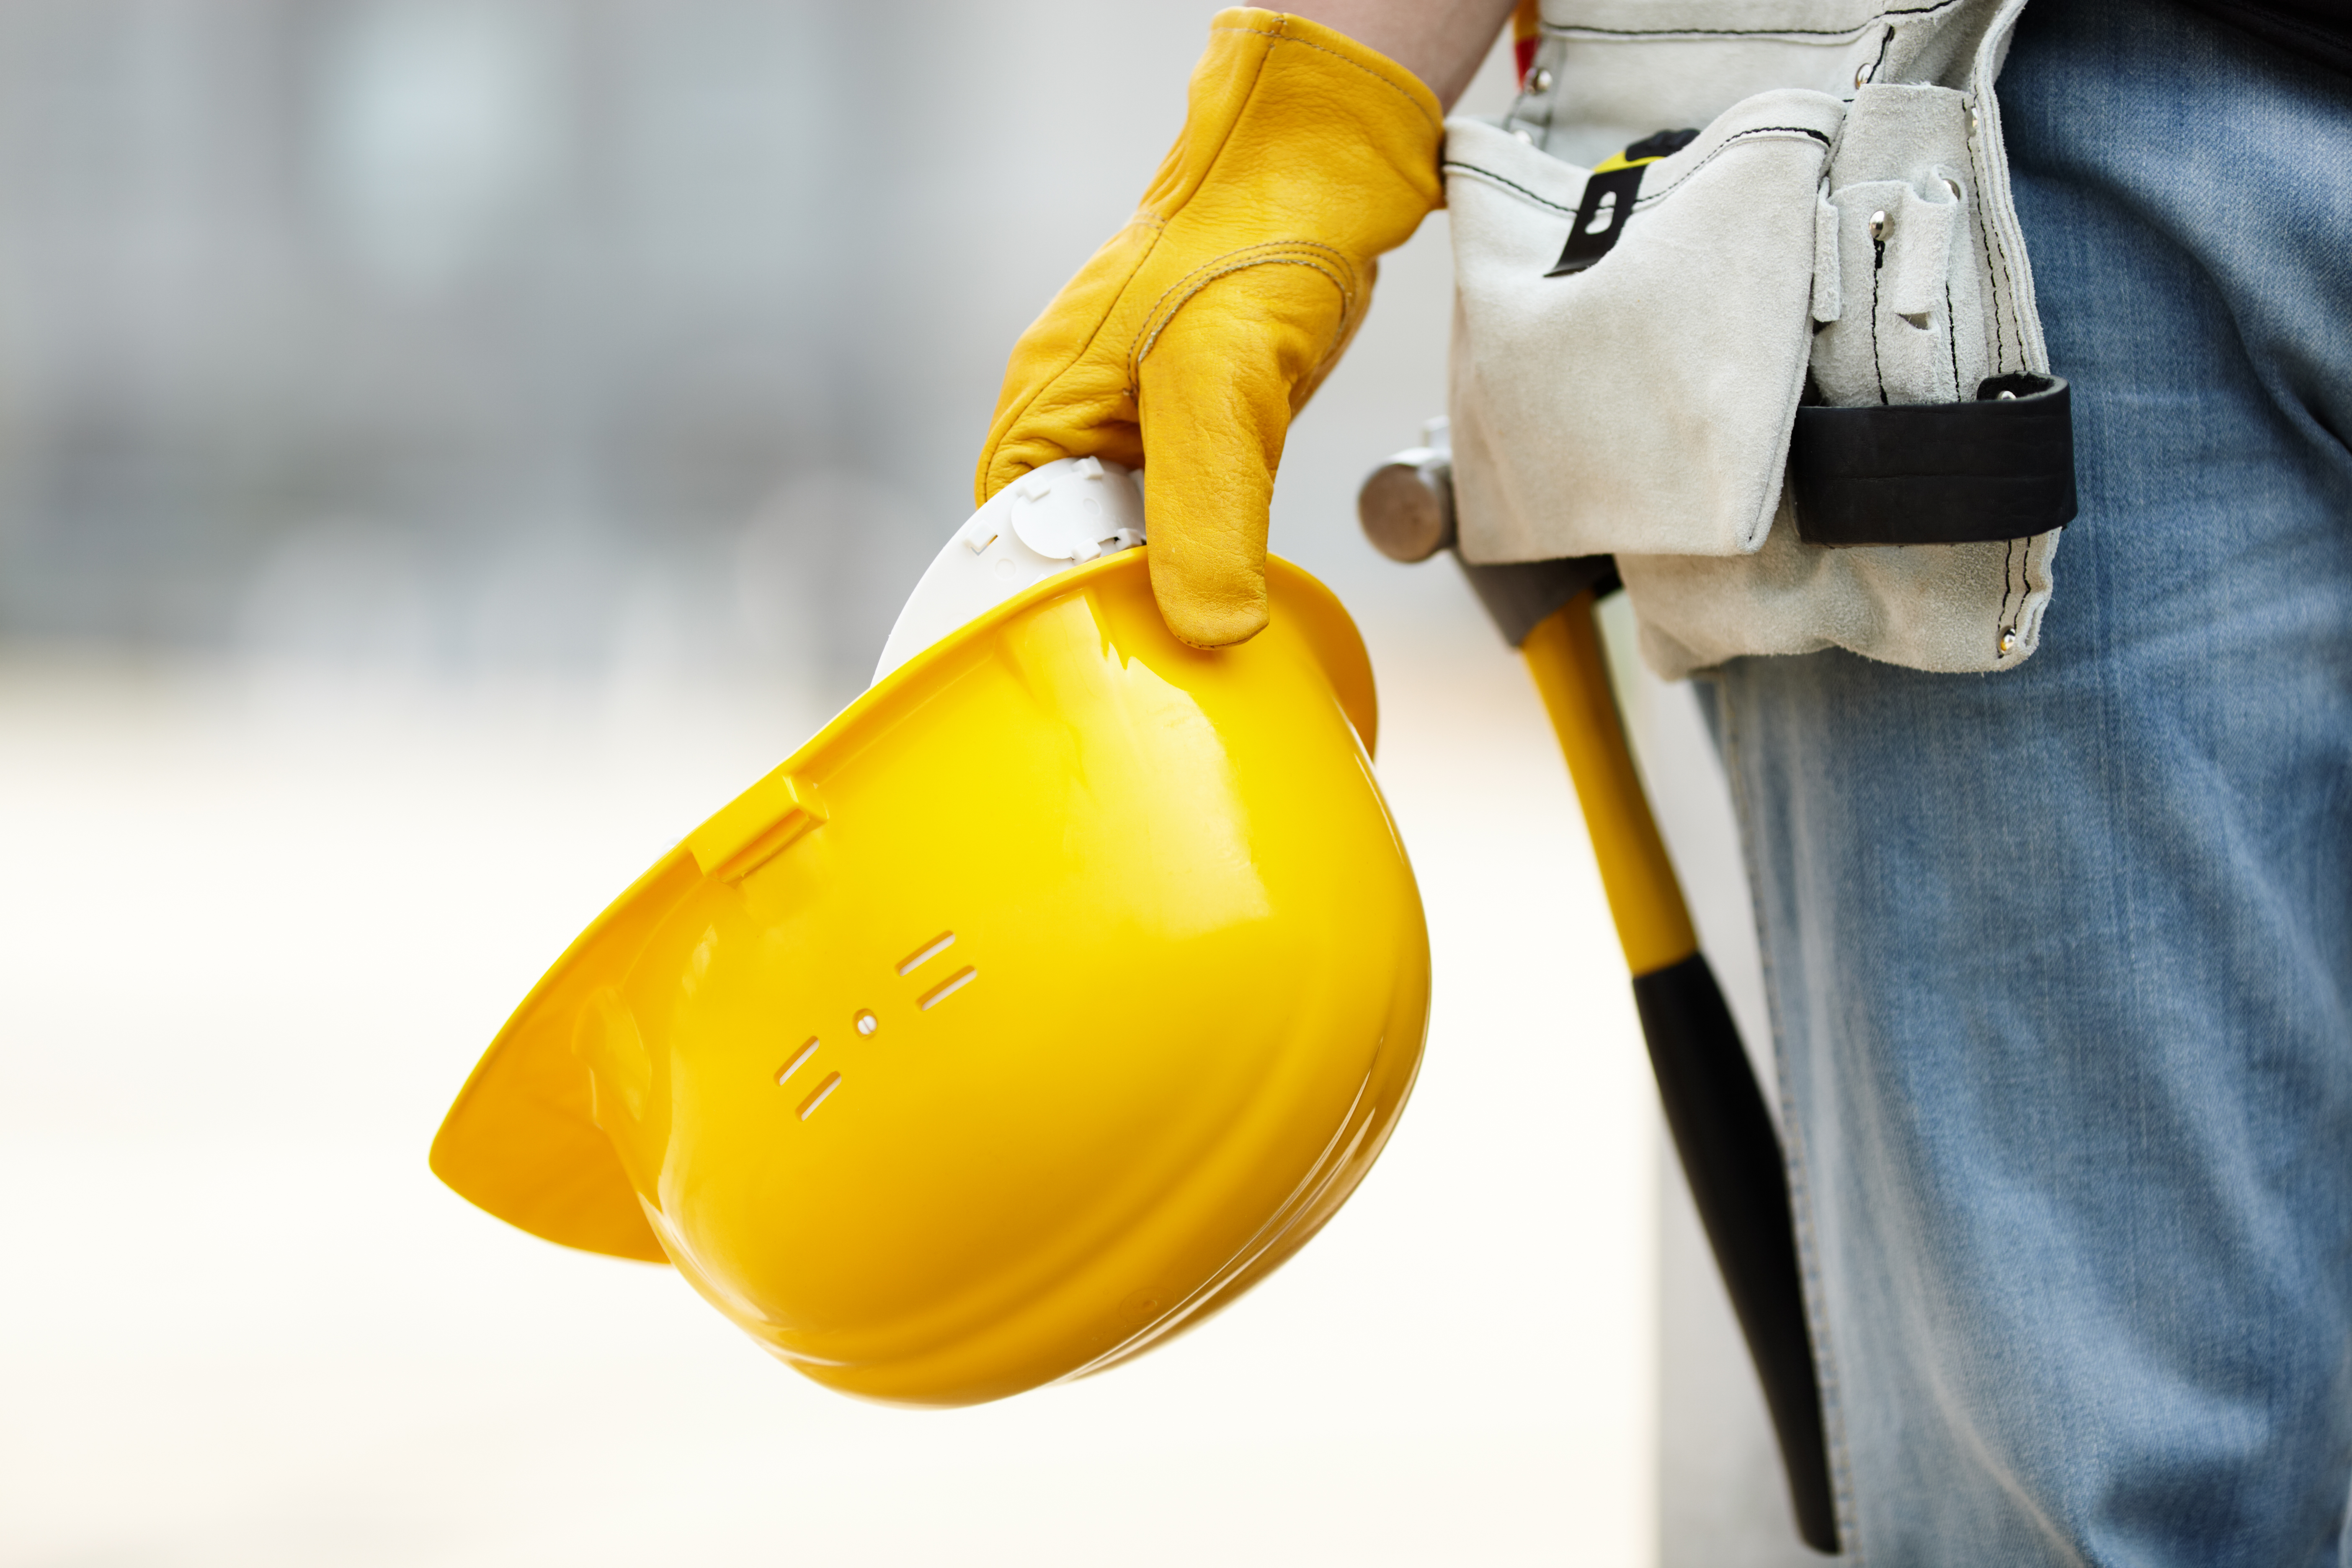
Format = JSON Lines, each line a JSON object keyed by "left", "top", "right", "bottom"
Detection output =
{"left": 975, "top": 9, "right": 1443, "bottom": 647}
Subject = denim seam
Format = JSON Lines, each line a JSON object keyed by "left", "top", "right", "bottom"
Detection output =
{"left": 1717, "top": 675, "right": 1866, "bottom": 1562}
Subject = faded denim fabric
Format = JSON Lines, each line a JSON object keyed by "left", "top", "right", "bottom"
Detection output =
{"left": 1702, "top": 0, "right": 2352, "bottom": 1561}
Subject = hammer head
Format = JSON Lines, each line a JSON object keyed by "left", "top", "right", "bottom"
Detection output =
{"left": 1357, "top": 448, "right": 1455, "bottom": 563}
{"left": 1355, "top": 428, "right": 1618, "bottom": 647}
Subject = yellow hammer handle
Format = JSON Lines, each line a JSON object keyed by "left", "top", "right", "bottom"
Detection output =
{"left": 1519, "top": 593, "right": 1699, "bottom": 976}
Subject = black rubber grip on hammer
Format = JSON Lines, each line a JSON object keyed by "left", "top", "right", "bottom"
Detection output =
{"left": 1635, "top": 952, "right": 1839, "bottom": 1554}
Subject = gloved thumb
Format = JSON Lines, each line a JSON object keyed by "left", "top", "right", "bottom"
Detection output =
{"left": 1135, "top": 261, "right": 1364, "bottom": 648}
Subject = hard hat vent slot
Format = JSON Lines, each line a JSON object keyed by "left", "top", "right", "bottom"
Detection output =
{"left": 896, "top": 932, "right": 957, "bottom": 976}
{"left": 775, "top": 1038, "right": 820, "bottom": 1086}
{"left": 797, "top": 1071, "right": 843, "bottom": 1121}
{"left": 917, "top": 966, "right": 978, "bottom": 1011}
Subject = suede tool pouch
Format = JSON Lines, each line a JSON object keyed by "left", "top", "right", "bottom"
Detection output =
{"left": 1444, "top": 89, "right": 1845, "bottom": 565}
{"left": 1612, "top": 79, "right": 2067, "bottom": 678}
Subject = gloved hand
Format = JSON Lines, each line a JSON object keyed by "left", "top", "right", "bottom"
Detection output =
{"left": 975, "top": 8, "right": 1444, "bottom": 647}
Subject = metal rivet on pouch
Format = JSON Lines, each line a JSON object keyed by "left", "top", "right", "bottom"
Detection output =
{"left": 1943, "top": 176, "right": 1963, "bottom": 200}
{"left": 1513, "top": 127, "right": 1534, "bottom": 144}
{"left": 1529, "top": 67, "right": 1554, "bottom": 93}
{"left": 1854, "top": 62, "right": 1870, "bottom": 88}
{"left": 1998, "top": 629, "right": 2019, "bottom": 655}
{"left": 1869, "top": 209, "right": 1889, "bottom": 240}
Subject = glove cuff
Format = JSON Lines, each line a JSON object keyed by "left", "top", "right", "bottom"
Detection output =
{"left": 1210, "top": 8, "right": 1446, "bottom": 135}
{"left": 973, "top": 8, "right": 1443, "bottom": 513}
{"left": 1144, "top": 9, "right": 1444, "bottom": 227}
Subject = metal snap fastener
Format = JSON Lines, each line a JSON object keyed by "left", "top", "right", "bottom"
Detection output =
{"left": 1529, "top": 67, "right": 1554, "bottom": 93}
{"left": 1997, "top": 628, "right": 2019, "bottom": 655}
{"left": 1869, "top": 209, "right": 1889, "bottom": 241}
{"left": 1854, "top": 62, "right": 1869, "bottom": 88}
{"left": 1513, "top": 127, "right": 1534, "bottom": 145}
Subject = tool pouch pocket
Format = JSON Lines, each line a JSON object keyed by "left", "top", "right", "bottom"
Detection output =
{"left": 1445, "top": 89, "right": 1845, "bottom": 564}
{"left": 1794, "top": 83, "right": 2077, "bottom": 547}
{"left": 1444, "top": 72, "right": 2072, "bottom": 677}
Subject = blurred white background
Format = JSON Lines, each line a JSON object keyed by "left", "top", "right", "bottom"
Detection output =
{"left": 0, "top": 5, "right": 1810, "bottom": 1564}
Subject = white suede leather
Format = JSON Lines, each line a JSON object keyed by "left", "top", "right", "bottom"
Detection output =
{"left": 1447, "top": 92, "right": 1844, "bottom": 562}
{"left": 1447, "top": 0, "right": 2063, "bottom": 678}
{"left": 1622, "top": 490, "right": 2059, "bottom": 677}
{"left": 1812, "top": 87, "right": 1991, "bottom": 409}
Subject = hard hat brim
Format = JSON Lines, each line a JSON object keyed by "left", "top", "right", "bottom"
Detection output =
{"left": 430, "top": 551, "right": 1380, "bottom": 1265}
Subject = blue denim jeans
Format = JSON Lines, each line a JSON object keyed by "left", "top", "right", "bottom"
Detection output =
{"left": 1702, "top": 1, "right": 2352, "bottom": 1561}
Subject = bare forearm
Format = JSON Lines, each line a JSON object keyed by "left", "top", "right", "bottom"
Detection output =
{"left": 1287, "top": 0, "right": 1520, "bottom": 109}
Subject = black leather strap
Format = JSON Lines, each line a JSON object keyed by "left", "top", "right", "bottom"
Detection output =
{"left": 1790, "top": 374, "right": 2078, "bottom": 547}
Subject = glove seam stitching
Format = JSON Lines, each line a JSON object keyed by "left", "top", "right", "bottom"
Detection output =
{"left": 1131, "top": 238, "right": 1357, "bottom": 363}
{"left": 1129, "top": 247, "right": 1358, "bottom": 378}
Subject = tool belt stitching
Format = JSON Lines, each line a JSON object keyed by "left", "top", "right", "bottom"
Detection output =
{"left": 1439, "top": 160, "right": 1582, "bottom": 216}
{"left": 1539, "top": 0, "right": 1961, "bottom": 41}
{"left": 1629, "top": 126, "right": 1833, "bottom": 206}
{"left": 1442, "top": 124, "right": 1832, "bottom": 224}
{"left": 1869, "top": 242, "right": 1886, "bottom": 402}
{"left": 1447, "top": 0, "right": 2069, "bottom": 671}
{"left": 1868, "top": 21, "right": 1898, "bottom": 77}
{"left": 1970, "top": 129, "right": 2023, "bottom": 373}
{"left": 1942, "top": 275, "right": 1962, "bottom": 401}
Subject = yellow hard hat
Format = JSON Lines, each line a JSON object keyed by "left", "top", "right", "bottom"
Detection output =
{"left": 431, "top": 525, "right": 1431, "bottom": 1406}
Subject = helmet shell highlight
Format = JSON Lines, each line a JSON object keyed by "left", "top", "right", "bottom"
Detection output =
{"left": 432, "top": 551, "right": 1430, "bottom": 1403}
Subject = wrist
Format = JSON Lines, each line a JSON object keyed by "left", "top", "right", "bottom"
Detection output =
{"left": 1280, "top": 0, "right": 1518, "bottom": 109}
